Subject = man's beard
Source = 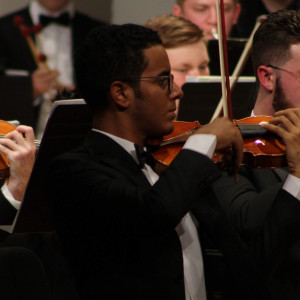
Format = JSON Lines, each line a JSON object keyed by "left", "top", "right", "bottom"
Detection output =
{"left": 272, "top": 77, "right": 290, "bottom": 112}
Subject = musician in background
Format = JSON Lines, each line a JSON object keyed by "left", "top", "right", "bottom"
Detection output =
{"left": 0, "top": 125, "right": 36, "bottom": 225}
{"left": 173, "top": 0, "right": 241, "bottom": 39}
{"left": 234, "top": 0, "right": 300, "bottom": 38}
{"left": 145, "top": 14, "right": 209, "bottom": 116}
{"left": 0, "top": 0, "right": 105, "bottom": 138}
{"left": 211, "top": 9, "right": 300, "bottom": 300}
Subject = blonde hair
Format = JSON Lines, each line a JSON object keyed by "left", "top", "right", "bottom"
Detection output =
{"left": 145, "top": 14, "right": 205, "bottom": 49}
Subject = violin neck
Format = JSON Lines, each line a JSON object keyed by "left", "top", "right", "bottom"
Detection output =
{"left": 0, "top": 135, "right": 40, "bottom": 148}
{"left": 237, "top": 124, "right": 274, "bottom": 138}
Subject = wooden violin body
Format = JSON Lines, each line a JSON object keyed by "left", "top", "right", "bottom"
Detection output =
{"left": 150, "top": 121, "right": 201, "bottom": 167}
{"left": 151, "top": 118, "right": 286, "bottom": 172}
{"left": 0, "top": 120, "right": 17, "bottom": 179}
{"left": 235, "top": 116, "right": 286, "bottom": 168}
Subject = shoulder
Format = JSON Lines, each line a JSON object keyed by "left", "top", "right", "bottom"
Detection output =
{"left": 0, "top": 6, "right": 31, "bottom": 38}
{"left": 0, "top": 7, "right": 29, "bottom": 25}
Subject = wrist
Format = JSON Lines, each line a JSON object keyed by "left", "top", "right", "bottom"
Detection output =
{"left": 6, "top": 180, "right": 26, "bottom": 202}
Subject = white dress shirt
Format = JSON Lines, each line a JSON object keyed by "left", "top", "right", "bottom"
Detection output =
{"left": 94, "top": 129, "right": 216, "bottom": 300}
{"left": 1, "top": 183, "right": 21, "bottom": 210}
{"left": 29, "top": 0, "right": 75, "bottom": 138}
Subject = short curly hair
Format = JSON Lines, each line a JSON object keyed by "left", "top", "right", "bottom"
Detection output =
{"left": 75, "top": 24, "right": 162, "bottom": 113}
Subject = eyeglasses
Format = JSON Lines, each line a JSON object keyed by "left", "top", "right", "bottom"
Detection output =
{"left": 124, "top": 74, "right": 174, "bottom": 93}
{"left": 267, "top": 65, "right": 300, "bottom": 80}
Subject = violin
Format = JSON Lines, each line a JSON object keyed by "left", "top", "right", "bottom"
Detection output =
{"left": 150, "top": 118, "right": 286, "bottom": 173}
{"left": 0, "top": 120, "right": 40, "bottom": 179}
{"left": 235, "top": 116, "right": 286, "bottom": 168}
{"left": 0, "top": 120, "right": 18, "bottom": 179}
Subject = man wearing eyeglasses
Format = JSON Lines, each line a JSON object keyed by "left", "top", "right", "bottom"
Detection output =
{"left": 210, "top": 9, "right": 300, "bottom": 300}
{"left": 44, "top": 24, "right": 282, "bottom": 300}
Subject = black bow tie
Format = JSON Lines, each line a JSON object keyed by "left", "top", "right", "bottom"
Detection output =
{"left": 39, "top": 12, "right": 71, "bottom": 27}
{"left": 134, "top": 144, "right": 155, "bottom": 169}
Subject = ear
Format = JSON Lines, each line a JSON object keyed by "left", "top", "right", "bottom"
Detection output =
{"left": 257, "top": 65, "right": 276, "bottom": 92}
{"left": 233, "top": 3, "right": 241, "bottom": 25}
{"left": 173, "top": 4, "right": 183, "bottom": 17}
{"left": 109, "top": 81, "right": 133, "bottom": 109}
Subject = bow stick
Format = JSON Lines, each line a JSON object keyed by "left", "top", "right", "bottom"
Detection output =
{"left": 215, "top": 0, "right": 232, "bottom": 120}
{"left": 210, "top": 15, "right": 265, "bottom": 122}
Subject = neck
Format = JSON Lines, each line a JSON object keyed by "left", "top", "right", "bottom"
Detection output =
{"left": 253, "top": 87, "right": 275, "bottom": 116}
{"left": 92, "top": 111, "right": 146, "bottom": 147}
{"left": 37, "top": 0, "right": 70, "bottom": 14}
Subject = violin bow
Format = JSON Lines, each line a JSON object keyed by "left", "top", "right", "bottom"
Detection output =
{"left": 210, "top": 8, "right": 265, "bottom": 122}
{"left": 215, "top": 0, "right": 232, "bottom": 120}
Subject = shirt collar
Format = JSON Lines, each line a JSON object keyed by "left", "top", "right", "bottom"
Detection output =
{"left": 30, "top": 0, "right": 75, "bottom": 25}
{"left": 92, "top": 129, "right": 140, "bottom": 165}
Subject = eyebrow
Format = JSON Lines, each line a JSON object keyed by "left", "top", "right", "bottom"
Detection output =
{"left": 158, "top": 70, "right": 170, "bottom": 76}
{"left": 174, "top": 63, "right": 193, "bottom": 68}
{"left": 174, "top": 61, "right": 209, "bottom": 68}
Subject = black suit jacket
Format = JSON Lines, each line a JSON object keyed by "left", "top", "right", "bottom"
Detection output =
{"left": 0, "top": 190, "right": 17, "bottom": 225}
{"left": 212, "top": 166, "right": 300, "bottom": 300}
{"left": 46, "top": 131, "right": 271, "bottom": 300}
{"left": 0, "top": 177, "right": 17, "bottom": 225}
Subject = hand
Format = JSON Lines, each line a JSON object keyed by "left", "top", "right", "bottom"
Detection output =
{"left": 0, "top": 126, "right": 36, "bottom": 201}
{"left": 261, "top": 108, "right": 300, "bottom": 178}
{"left": 32, "top": 66, "right": 59, "bottom": 98}
{"left": 193, "top": 117, "right": 243, "bottom": 169}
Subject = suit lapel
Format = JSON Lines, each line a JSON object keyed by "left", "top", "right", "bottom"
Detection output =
{"left": 82, "top": 131, "right": 151, "bottom": 188}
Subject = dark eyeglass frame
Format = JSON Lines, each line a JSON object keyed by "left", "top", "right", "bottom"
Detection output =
{"left": 124, "top": 74, "right": 174, "bottom": 93}
{"left": 267, "top": 64, "right": 300, "bottom": 79}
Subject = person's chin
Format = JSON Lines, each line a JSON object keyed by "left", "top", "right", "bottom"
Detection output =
{"left": 160, "top": 120, "right": 174, "bottom": 137}
{"left": 170, "top": 110, "right": 177, "bottom": 120}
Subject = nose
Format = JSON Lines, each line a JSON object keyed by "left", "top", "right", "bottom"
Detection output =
{"left": 189, "top": 68, "right": 202, "bottom": 76}
{"left": 208, "top": 7, "right": 217, "bottom": 26}
{"left": 170, "top": 82, "right": 183, "bottom": 102}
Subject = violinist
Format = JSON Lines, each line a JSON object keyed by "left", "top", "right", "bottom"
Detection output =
{"left": 0, "top": 125, "right": 36, "bottom": 225}
{"left": 46, "top": 24, "right": 272, "bottom": 300}
{"left": 173, "top": 0, "right": 241, "bottom": 39}
{"left": 211, "top": 9, "right": 300, "bottom": 300}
